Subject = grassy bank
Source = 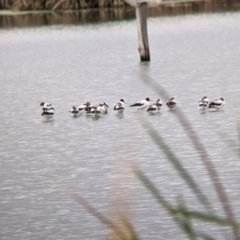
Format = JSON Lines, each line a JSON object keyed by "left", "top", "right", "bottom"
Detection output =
{"left": 0, "top": 0, "right": 127, "bottom": 11}
{"left": 1, "top": 0, "right": 239, "bottom": 28}
{"left": 0, "top": 0, "right": 240, "bottom": 11}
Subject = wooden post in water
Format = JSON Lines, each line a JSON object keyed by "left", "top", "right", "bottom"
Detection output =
{"left": 135, "top": 2, "right": 150, "bottom": 61}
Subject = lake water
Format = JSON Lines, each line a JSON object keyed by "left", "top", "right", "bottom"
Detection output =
{"left": 0, "top": 11, "right": 240, "bottom": 240}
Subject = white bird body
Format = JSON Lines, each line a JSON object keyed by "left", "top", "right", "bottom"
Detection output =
{"left": 77, "top": 102, "right": 93, "bottom": 114}
{"left": 130, "top": 97, "right": 151, "bottom": 111}
{"left": 98, "top": 102, "right": 109, "bottom": 114}
{"left": 198, "top": 96, "right": 209, "bottom": 110}
{"left": 198, "top": 101, "right": 208, "bottom": 110}
{"left": 90, "top": 106, "right": 101, "bottom": 116}
{"left": 69, "top": 106, "right": 81, "bottom": 117}
{"left": 114, "top": 99, "right": 125, "bottom": 113}
{"left": 147, "top": 98, "right": 162, "bottom": 113}
{"left": 166, "top": 97, "right": 176, "bottom": 110}
{"left": 114, "top": 102, "right": 124, "bottom": 113}
{"left": 155, "top": 98, "right": 162, "bottom": 110}
{"left": 147, "top": 103, "right": 158, "bottom": 113}
{"left": 77, "top": 104, "right": 87, "bottom": 114}
{"left": 40, "top": 102, "right": 54, "bottom": 111}
{"left": 41, "top": 110, "right": 54, "bottom": 119}
{"left": 40, "top": 102, "right": 54, "bottom": 119}
{"left": 41, "top": 109, "right": 54, "bottom": 119}
{"left": 208, "top": 98, "right": 225, "bottom": 110}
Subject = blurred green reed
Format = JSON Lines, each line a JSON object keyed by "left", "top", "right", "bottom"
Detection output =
{"left": 64, "top": 73, "right": 240, "bottom": 239}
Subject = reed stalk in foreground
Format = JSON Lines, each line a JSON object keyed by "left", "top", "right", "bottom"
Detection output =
{"left": 133, "top": 166, "right": 239, "bottom": 239}
{"left": 63, "top": 71, "right": 239, "bottom": 239}
{"left": 64, "top": 100, "right": 239, "bottom": 239}
{"left": 63, "top": 187, "right": 139, "bottom": 240}
{"left": 138, "top": 69, "right": 240, "bottom": 239}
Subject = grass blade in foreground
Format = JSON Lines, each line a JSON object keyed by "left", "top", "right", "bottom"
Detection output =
{"left": 63, "top": 187, "right": 139, "bottom": 240}
{"left": 138, "top": 70, "right": 240, "bottom": 239}
{"left": 139, "top": 116, "right": 211, "bottom": 210}
{"left": 134, "top": 168, "right": 239, "bottom": 235}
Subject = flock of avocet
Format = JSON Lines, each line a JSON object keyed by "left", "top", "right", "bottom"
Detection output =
{"left": 40, "top": 96, "right": 225, "bottom": 120}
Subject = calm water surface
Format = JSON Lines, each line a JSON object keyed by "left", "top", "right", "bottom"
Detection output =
{"left": 1, "top": 11, "right": 240, "bottom": 240}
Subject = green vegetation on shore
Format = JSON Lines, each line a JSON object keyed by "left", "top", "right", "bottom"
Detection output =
{"left": 0, "top": 0, "right": 239, "bottom": 11}
{"left": 0, "top": 0, "right": 127, "bottom": 11}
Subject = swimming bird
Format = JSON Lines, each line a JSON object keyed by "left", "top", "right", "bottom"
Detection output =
{"left": 198, "top": 101, "right": 208, "bottom": 110}
{"left": 115, "top": 99, "right": 126, "bottom": 106}
{"left": 147, "top": 99, "right": 162, "bottom": 113}
{"left": 114, "top": 102, "right": 125, "bottom": 113}
{"left": 198, "top": 96, "right": 209, "bottom": 110}
{"left": 90, "top": 106, "right": 101, "bottom": 116}
{"left": 208, "top": 97, "right": 225, "bottom": 110}
{"left": 147, "top": 103, "right": 159, "bottom": 114}
{"left": 166, "top": 97, "right": 176, "bottom": 110}
{"left": 129, "top": 97, "right": 151, "bottom": 111}
{"left": 40, "top": 102, "right": 54, "bottom": 111}
{"left": 155, "top": 98, "right": 163, "bottom": 110}
{"left": 98, "top": 102, "right": 109, "bottom": 114}
{"left": 40, "top": 102, "right": 54, "bottom": 119}
{"left": 77, "top": 102, "right": 93, "bottom": 114}
{"left": 114, "top": 99, "right": 125, "bottom": 113}
{"left": 69, "top": 106, "right": 80, "bottom": 117}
